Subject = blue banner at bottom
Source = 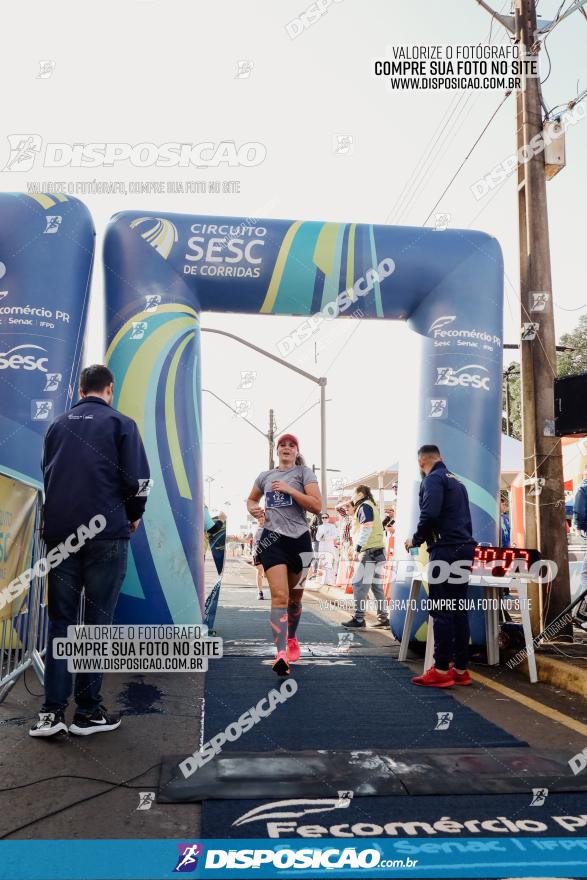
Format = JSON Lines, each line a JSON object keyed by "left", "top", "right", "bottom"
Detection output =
{"left": 2, "top": 838, "right": 587, "bottom": 880}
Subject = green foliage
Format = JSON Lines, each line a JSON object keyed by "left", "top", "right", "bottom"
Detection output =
{"left": 502, "top": 366, "right": 522, "bottom": 440}
{"left": 502, "top": 314, "right": 586, "bottom": 440}
{"left": 557, "top": 314, "right": 587, "bottom": 378}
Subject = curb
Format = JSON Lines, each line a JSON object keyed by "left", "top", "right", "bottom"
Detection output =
{"left": 516, "top": 653, "right": 587, "bottom": 698}
{"left": 311, "top": 581, "right": 587, "bottom": 698}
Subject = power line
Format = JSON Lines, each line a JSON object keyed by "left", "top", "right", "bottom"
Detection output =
{"left": 387, "top": 93, "right": 469, "bottom": 224}
{"left": 422, "top": 90, "right": 513, "bottom": 225}
{"left": 387, "top": 1, "right": 510, "bottom": 225}
{"left": 397, "top": 93, "right": 478, "bottom": 225}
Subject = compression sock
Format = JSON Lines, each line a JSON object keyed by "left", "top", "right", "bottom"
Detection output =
{"left": 288, "top": 602, "right": 302, "bottom": 639}
{"left": 270, "top": 607, "right": 288, "bottom": 653}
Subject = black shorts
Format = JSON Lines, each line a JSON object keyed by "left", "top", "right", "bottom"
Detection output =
{"left": 253, "top": 555, "right": 261, "bottom": 567}
{"left": 257, "top": 529, "right": 313, "bottom": 574}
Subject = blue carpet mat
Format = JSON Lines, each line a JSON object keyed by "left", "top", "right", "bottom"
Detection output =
{"left": 203, "top": 656, "right": 523, "bottom": 753}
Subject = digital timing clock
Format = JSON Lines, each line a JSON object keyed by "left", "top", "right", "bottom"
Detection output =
{"left": 472, "top": 545, "right": 541, "bottom": 579}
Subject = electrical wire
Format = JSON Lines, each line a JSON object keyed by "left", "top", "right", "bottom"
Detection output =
{"left": 548, "top": 86, "right": 587, "bottom": 118}
{"left": 398, "top": 94, "right": 478, "bottom": 225}
{"left": 422, "top": 90, "right": 513, "bottom": 225}
{"left": 541, "top": 36, "right": 552, "bottom": 85}
{"left": 23, "top": 665, "right": 44, "bottom": 698}
{"left": 0, "top": 767, "right": 160, "bottom": 794}
{"left": 388, "top": 93, "right": 472, "bottom": 224}
{"left": 388, "top": 0, "right": 510, "bottom": 226}
{"left": 0, "top": 763, "right": 162, "bottom": 840}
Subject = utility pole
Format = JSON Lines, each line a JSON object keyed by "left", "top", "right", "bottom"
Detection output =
{"left": 268, "top": 409, "right": 276, "bottom": 469}
{"left": 515, "top": 0, "right": 571, "bottom": 632}
{"left": 474, "top": 0, "right": 574, "bottom": 633}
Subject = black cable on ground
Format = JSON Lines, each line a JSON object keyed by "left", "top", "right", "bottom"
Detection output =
{"left": 0, "top": 762, "right": 162, "bottom": 839}
{"left": 0, "top": 765, "right": 161, "bottom": 794}
{"left": 23, "top": 666, "right": 44, "bottom": 698}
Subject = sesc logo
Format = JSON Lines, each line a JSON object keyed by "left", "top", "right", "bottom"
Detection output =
{"left": 435, "top": 364, "right": 490, "bottom": 391}
{"left": 0, "top": 344, "right": 49, "bottom": 372}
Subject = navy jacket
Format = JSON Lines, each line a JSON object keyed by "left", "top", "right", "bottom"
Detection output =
{"left": 42, "top": 396, "right": 150, "bottom": 544}
{"left": 412, "top": 461, "right": 476, "bottom": 552}
{"left": 573, "top": 479, "right": 587, "bottom": 532}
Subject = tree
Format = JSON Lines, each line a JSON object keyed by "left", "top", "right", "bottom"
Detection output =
{"left": 502, "top": 315, "right": 586, "bottom": 441}
{"left": 557, "top": 314, "right": 587, "bottom": 377}
{"left": 502, "top": 365, "right": 521, "bottom": 440}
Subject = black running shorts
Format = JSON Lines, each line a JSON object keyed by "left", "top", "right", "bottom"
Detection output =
{"left": 257, "top": 528, "right": 313, "bottom": 574}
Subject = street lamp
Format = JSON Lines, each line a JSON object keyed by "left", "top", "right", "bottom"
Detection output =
{"left": 201, "top": 327, "right": 329, "bottom": 511}
{"left": 202, "top": 389, "right": 275, "bottom": 467}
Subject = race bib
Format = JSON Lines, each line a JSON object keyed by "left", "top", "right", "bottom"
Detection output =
{"left": 266, "top": 490, "right": 293, "bottom": 509}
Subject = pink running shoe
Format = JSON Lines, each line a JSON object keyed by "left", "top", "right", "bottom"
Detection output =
{"left": 272, "top": 650, "right": 290, "bottom": 676}
{"left": 287, "top": 638, "right": 301, "bottom": 663}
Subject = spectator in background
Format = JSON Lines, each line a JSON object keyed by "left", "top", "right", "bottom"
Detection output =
{"left": 343, "top": 486, "right": 390, "bottom": 629}
{"left": 308, "top": 511, "right": 321, "bottom": 578}
{"left": 500, "top": 497, "right": 511, "bottom": 548}
{"left": 31, "top": 364, "right": 150, "bottom": 738}
{"left": 382, "top": 507, "right": 395, "bottom": 535}
{"left": 316, "top": 514, "right": 338, "bottom": 586}
{"left": 336, "top": 500, "right": 353, "bottom": 559}
{"left": 253, "top": 512, "right": 267, "bottom": 600}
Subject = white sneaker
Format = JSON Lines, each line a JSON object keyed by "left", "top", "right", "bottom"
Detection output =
{"left": 29, "top": 711, "right": 68, "bottom": 737}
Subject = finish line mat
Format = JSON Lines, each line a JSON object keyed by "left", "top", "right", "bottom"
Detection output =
{"left": 158, "top": 747, "right": 586, "bottom": 802}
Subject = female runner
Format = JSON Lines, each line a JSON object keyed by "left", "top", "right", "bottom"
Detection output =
{"left": 247, "top": 433, "right": 322, "bottom": 675}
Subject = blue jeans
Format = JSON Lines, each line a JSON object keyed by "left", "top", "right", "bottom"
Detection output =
{"left": 428, "top": 545, "right": 475, "bottom": 670}
{"left": 42, "top": 538, "right": 129, "bottom": 715}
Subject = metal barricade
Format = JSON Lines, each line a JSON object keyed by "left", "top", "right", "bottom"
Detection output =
{"left": 0, "top": 502, "right": 46, "bottom": 703}
{"left": 0, "top": 512, "right": 89, "bottom": 704}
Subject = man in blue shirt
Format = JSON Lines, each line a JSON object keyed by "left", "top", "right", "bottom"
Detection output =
{"left": 30, "top": 365, "right": 150, "bottom": 739}
{"left": 405, "top": 445, "right": 476, "bottom": 688}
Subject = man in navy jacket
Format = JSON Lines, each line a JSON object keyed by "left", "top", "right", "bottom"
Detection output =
{"left": 30, "top": 365, "right": 150, "bottom": 738}
{"left": 405, "top": 445, "right": 477, "bottom": 689}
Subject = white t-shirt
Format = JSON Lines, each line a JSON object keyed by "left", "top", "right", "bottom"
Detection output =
{"left": 316, "top": 522, "right": 338, "bottom": 548}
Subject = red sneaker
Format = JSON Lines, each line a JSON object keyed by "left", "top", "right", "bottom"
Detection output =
{"left": 272, "top": 651, "right": 290, "bottom": 676}
{"left": 411, "top": 666, "right": 454, "bottom": 688}
{"left": 287, "top": 638, "right": 301, "bottom": 663}
{"left": 451, "top": 668, "right": 472, "bottom": 686}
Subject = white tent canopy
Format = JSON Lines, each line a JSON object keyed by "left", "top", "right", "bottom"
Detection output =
{"left": 342, "top": 433, "right": 523, "bottom": 496}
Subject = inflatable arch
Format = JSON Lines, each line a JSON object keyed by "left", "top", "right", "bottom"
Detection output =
{"left": 0, "top": 195, "right": 504, "bottom": 643}
{"left": 104, "top": 210, "right": 504, "bottom": 641}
